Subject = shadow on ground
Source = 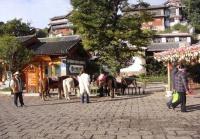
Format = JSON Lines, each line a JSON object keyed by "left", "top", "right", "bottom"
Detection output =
{"left": 27, "top": 93, "right": 153, "bottom": 107}
{"left": 187, "top": 104, "right": 200, "bottom": 112}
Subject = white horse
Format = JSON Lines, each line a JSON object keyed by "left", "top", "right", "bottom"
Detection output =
{"left": 62, "top": 77, "right": 75, "bottom": 100}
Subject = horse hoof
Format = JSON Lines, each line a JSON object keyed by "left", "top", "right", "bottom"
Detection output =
{"left": 66, "top": 97, "right": 70, "bottom": 100}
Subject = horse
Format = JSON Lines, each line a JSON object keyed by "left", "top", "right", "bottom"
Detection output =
{"left": 39, "top": 75, "right": 69, "bottom": 100}
{"left": 62, "top": 76, "right": 79, "bottom": 100}
{"left": 117, "top": 77, "right": 137, "bottom": 95}
{"left": 95, "top": 74, "right": 137, "bottom": 97}
{"left": 95, "top": 75, "right": 118, "bottom": 98}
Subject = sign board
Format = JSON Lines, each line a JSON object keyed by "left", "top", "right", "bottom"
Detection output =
{"left": 69, "top": 64, "right": 84, "bottom": 74}
{"left": 28, "top": 73, "right": 37, "bottom": 86}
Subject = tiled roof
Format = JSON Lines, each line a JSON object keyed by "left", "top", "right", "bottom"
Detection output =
{"left": 30, "top": 35, "right": 81, "bottom": 55}
{"left": 39, "top": 35, "right": 80, "bottom": 42}
{"left": 50, "top": 12, "right": 71, "bottom": 21}
{"left": 155, "top": 33, "right": 192, "bottom": 37}
{"left": 147, "top": 43, "right": 179, "bottom": 52}
{"left": 123, "top": 4, "right": 166, "bottom": 12}
{"left": 16, "top": 35, "right": 36, "bottom": 43}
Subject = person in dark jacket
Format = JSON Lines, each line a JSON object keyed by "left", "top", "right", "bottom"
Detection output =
{"left": 172, "top": 64, "right": 191, "bottom": 112}
{"left": 167, "top": 63, "right": 178, "bottom": 109}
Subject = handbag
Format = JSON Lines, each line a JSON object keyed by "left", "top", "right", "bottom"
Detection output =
{"left": 172, "top": 90, "right": 180, "bottom": 103}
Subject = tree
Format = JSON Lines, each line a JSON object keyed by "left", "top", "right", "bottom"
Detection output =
{"left": 36, "top": 28, "right": 49, "bottom": 38}
{"left": 183, "top": 0, "right": 200, "bottom": 33}
{"left": 0, "top": 35, "right": 33, "bottom": 72}
{"left": 1, "top": 18, "right": 35, "bottom": 36}
{"left": 70, "top": 0, "right": 153, "bottom": 73}
{"left": 0, "top": 22, "right": 4, "bottom": 36}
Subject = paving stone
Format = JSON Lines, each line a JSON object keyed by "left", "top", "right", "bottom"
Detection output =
{"left": 84, "top": 130, "right": 106, "bottom": 135}
{"left": 0, "top": 92, "right": 199, "bottom": 139}
{"left": 92, "top": 135, "right": 116, "bottom": 139}
{"left": 165, "top": 130, "right": 177, "bottom": 136}
{"left": 176, "top": 130, "right": 198, "bottom": 135}
{"left": 166, "top": 135, "right": 193, "bottom": 139}
{"left": 117, "top": 135, "right": 141, "bottom": 139}
{"left": 142, "top": 135, "right": 166, "bottom": 139}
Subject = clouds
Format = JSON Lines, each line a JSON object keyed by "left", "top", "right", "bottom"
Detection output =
{"left": 0, "top": 0, "right": 72, "bottom": 28}
{"left": 0, "top": 0, "right": 166, "bottom": 29}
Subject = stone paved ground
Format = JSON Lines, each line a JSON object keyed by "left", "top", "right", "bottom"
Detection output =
{"left": 0, "top": 91, "right": 200, "bottom": 139}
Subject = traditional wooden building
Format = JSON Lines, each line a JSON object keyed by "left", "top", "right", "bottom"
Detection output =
{"left": 48, "top": 13, "right": 73, "bottom": 37}
{"left": 9, "top": 35, "right": 89, "bottom": 93}
{"left": 122, "top": 0, "right": 185, "bottom": 31}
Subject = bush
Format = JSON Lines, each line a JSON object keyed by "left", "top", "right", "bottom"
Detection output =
{"left": 187, "top": 63, "right": 200, "bottom": 83}
{"left": 138, "top": 75, "right": 167, "bottom": 83}
{"left": 145, "top": 56, "right": 167, "bottom": 76}
{"left": 0, "top": 87, "right": 11, "bottom": 92}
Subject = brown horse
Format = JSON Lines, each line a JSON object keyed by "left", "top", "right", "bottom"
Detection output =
{"left": 96, "top": 75, "right": 137, "bottom": 97}
{"left": 40, "top": 76, "right": 69, "bottom": 100}
{"left": 96, "top": 75, "right": 117, "bottom": 98}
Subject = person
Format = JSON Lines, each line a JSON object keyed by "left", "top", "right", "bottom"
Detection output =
{"left": 97, "top": 71, "right": 107, "bottom": 97}
{"left": 172, "top": 64, "right": 191, "bottom": 112}
{"left": 77, "top": 69, "right": 91, "bottom": 103}
{"left": 10, "top": 71, "right": 25, "bottom": 107}
{"left": 166, "top": 63, "right": 178, "bottom": 109}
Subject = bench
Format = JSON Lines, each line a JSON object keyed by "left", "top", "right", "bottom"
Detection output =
{"left": 90, "top": 84, "right": 99, "bottom": 96}
{"left": 123, "top": 81, "right": 145, "bottom": 95}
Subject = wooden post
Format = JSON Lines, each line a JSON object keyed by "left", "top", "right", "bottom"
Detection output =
{"left": 167, "top": 62, "right": 172, "bottom": 91}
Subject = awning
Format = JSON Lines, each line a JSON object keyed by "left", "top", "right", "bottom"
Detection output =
{"left": 154, "top": 44, "right": 200, "bottom": 62}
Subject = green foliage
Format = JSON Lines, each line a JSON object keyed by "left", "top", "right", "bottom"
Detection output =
{"left": 138, "top": 75, "right": 167, "bottom": 83}
{"left": 159, "top": 28, "right": 172, "bottom": 33}
{"left": 159, "top": 24, "right": 188, "bottom": 33}
{"left": 145, "top": 56, "right": 167, "bottom": 76}
{"left": 172, "top": 23, "right": 188, "bottom": 32}
{"left": 0, "top": 18, "right": 35, "bottom": 36}
{"left": 0, "top": 35, "right": 33, "bottom": 72}
{"left": 187, "top": 63, "right": 200, "bottom": 83}
{"left": 183, "top": 0, "right": 200, "bottom": 33}
{"left": 70, "top": 0, "right": 153, "bottom": 73}
{"left": 36, "top": 28, "right": 48, "bottom": 38}
{"left": 0, "top": 22, "right": 4, "bottom": 36}
{"left": 86, "top": 60, "right": 100, "bottom": 75}
{"left": 0, "top": 87, "right": 11, "bottom": 92}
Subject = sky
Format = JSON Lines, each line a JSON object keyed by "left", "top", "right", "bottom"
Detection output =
{"left": 0, "top": 0, "right": 166, "bottom": 29}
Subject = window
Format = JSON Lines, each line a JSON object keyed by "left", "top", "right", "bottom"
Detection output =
{"left": 166, "top": 37, "right": 174, "bottom": 42}
{"left": 179, "top": 37, "right": 187, "bottom": 42}
{"left": 150, "top": 10, "right": 162, "bottom": 16}
{"left": 153, "top": 38, "right": 161, "bottom": 43}
{"left": 170, "top": 8, "right": 176, "bottom": 16}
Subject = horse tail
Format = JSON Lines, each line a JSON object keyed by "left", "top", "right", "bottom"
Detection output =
{"left": 73, "top": 77, "right": 79, "bottom": 87}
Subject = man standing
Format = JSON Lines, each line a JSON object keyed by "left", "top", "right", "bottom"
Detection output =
{"left": 78, "top": 69, "right": 91, "bottom": 103}
{"left": 172, "top": 64, "right": 190, "bottom": 112}
{"left": 10, "top": 71, "right": 25, "bottom": 107}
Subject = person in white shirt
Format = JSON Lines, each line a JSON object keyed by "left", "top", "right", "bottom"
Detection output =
{"left": 10, "top": 71, "right": 25, "bottom": 107}
{"left": 78, "top": 69, "right": 91, "bottom": 103}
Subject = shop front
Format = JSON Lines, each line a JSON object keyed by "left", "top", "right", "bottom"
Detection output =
{"left": 22, "top": 35, "right": 90, "bottom": 93}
